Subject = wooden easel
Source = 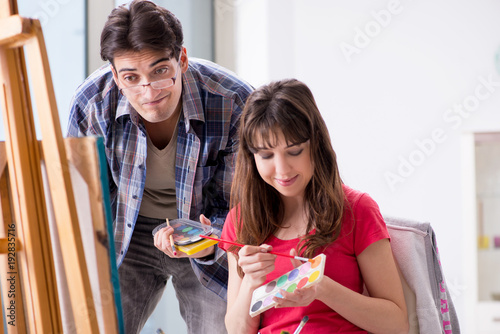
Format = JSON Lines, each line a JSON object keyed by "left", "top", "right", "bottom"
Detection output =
{"left": 0, "top": 1, "right": 121, "bottom": 332}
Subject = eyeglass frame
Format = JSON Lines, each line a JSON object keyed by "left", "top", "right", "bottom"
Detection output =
{"left": 118, "top": 59, "right": 182, "bottom": 96}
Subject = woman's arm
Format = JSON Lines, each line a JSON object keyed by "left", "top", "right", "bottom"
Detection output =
{"left": 318, "top": 238, "right": 408, "bottom": 334}
{"left": 225, "top": 245, "right": 276, "bottom": 334}
{"left": 274, "top": 239, "right": 408, "bottom": 334}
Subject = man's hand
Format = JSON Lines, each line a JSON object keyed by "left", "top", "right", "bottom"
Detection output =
{"left": 192, "top": 214, "right": 216, "bottom": 259}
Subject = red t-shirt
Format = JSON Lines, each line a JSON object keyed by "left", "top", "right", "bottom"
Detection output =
{"left": 221, "top": 185, "right": 390, "bottom": 334}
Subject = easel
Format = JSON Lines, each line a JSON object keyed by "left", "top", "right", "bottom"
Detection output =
{"left": 0, "top": 0, "right": 121, "bottom": 332}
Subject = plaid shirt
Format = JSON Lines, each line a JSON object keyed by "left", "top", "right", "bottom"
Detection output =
{"left": 67, "top": 58, "right": 253, "bottom": 299}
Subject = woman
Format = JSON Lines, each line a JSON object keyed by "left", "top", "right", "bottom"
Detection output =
{"left": 220, "top": 79, "right": 408, "bottom": 334}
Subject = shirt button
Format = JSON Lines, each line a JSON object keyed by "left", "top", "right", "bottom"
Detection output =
{"left": 132, "top": 195, "right": 138, "bottom": 199}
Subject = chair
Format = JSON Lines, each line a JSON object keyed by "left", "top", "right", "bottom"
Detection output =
{"left": 384, "top": 216, "right": 460, "bottom": 334}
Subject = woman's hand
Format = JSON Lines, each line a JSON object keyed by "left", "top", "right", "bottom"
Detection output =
{"left": 273, "top": 285, "right": 318, "bottom": 308}
{"left": 238, "top": 244, "right": 276, "bottom": 289}
{"left": 273, "top": 248, "right": 317, "bottom": 308}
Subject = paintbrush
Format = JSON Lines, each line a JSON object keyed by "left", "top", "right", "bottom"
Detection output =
{"left": 293, "top": 315, "right": 309, "bottom": 334}
{"left": 166, "top": 218, "right": 177, "bottom": 256}
{"left": 199, "top": 235, "right": 313, "bottom": 263}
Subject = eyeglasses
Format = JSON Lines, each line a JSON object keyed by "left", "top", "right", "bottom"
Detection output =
{"left": 119, "top": 61, "right": 181, "bottom": 96}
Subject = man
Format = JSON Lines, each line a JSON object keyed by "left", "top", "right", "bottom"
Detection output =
{"left": 67, "top": 1, "right": 253, "bottom": 333}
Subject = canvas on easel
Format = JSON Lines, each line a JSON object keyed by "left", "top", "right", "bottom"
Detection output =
{"left": 45, "top": 137, "right": 124, "bottom": 334}
{"left": 0, "top": 0, "right": 123, "bottom": 332}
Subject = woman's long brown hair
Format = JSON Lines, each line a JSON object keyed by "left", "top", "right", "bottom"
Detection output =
{"left": 230, "top": 79, "right": 345, "bottom": 276}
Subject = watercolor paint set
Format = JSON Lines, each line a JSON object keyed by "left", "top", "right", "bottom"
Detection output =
{"left": 152, "top": 218, "right": 217, "bottom": 255}
{"left": 249, "top": 253, "right": 326, "bottom": 317}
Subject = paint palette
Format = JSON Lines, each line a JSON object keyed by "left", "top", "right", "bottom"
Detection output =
{"left": 249, "top": 253, "right": 326, "bottom": 317}
{"left": 152, "top": 218, "right": 213, "bottom": 245}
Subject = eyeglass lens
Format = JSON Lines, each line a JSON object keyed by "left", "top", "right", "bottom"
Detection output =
{"left": 120, "top": 61, "right": 180, "bottom": 95}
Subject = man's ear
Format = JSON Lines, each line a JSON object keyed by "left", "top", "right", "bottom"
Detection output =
{"left": 110, "top": 64, "right": 120, "bottom": 86}
{"left": 180, "top": 47, "right": 188, "bottom": 73}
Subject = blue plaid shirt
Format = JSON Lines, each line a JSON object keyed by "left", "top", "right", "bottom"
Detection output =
{"left": 67, "top": 58, "right": 253, "bottom": 299}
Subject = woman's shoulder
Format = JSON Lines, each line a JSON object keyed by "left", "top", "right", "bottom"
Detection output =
{"left": 342, "top": 184, "right": 381, "bottom": 212}
{"left": 340, "top": 185, "right": 388, "bottom": 255}
{"left": 221, "top": 206, "right": 241, "bottom": 249}
{"left": 342, "top": 184, "right": 367, "bottom": 202}
{"left": 223, "top": 206, "right": 241, "bottom": 232}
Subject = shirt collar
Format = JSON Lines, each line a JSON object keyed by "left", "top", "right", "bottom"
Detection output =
{"left": 181, "top": 64, "right": 205, "bottom": 126}
{"left": 115, "top": 94, "right": 141, "bottom": 126}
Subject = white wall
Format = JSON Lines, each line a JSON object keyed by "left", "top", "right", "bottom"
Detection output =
{"left": 228, "top": 0, "right": 500, "bottom": 331}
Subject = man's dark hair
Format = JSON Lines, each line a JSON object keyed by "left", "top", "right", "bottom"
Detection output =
{"left": 100, "top": 0, "right": 184, "bottom": 63}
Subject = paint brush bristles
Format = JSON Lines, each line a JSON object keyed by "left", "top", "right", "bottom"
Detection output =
{"left": 166, "top": 218, "right": 177, "bottom": 256}
{"left": 293, "top": 315, "right": 309, "bottom": 334}
{"left": 199, "top": 235, "right": 314, "bottom": 263}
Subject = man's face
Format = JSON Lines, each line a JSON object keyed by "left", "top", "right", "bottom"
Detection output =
{"left": 112, "top": 48, "right": 187, "bottom": 124}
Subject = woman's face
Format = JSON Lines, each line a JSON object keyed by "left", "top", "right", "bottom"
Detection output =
{"left": 253, "top": 131, "right": 314, "bottom": 201}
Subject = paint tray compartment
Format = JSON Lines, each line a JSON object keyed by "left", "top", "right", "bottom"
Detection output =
{"left": 249, "top": 253, "right": 326, "bottom": 317}
{"left": 152, "top": 218, "right": 213, "bottom": 245}
{"left": 176, "top": 234, "right": 219, "bottom": 255}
